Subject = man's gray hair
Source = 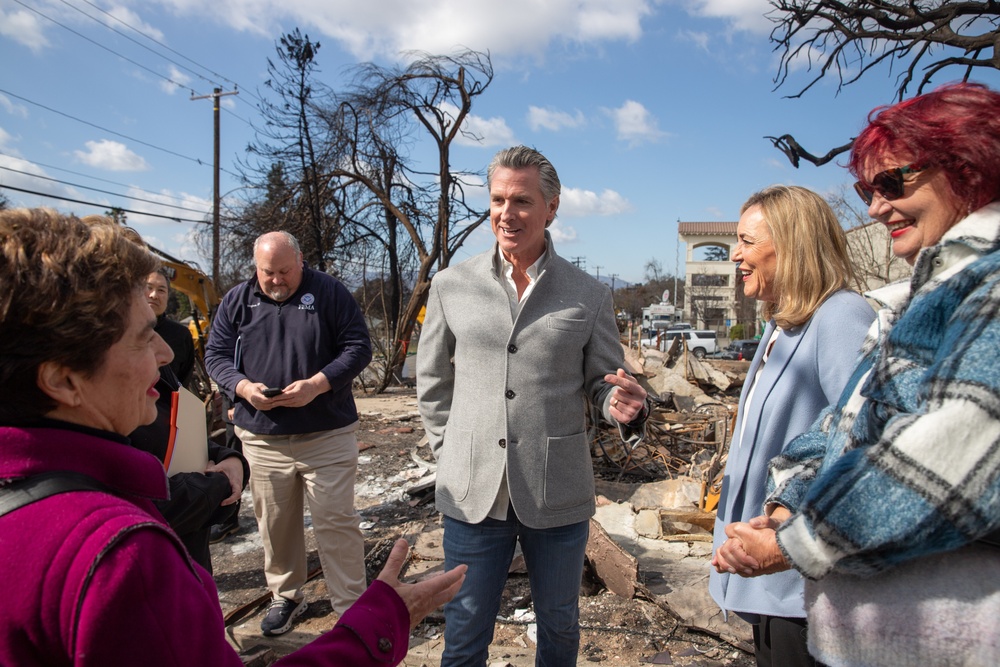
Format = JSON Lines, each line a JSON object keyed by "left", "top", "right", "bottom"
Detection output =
{"left": 253, "top": 230, "right": 301, "bottom": 256}
{"left": 487, "top": 146, "right": 561, "bottom": 204}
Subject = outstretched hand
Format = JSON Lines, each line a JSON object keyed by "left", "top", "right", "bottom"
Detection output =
{"left": 376, "top": 538, "right": 467, "bottom": 630}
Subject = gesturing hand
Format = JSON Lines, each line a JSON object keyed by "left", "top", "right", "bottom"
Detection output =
{"left": 376, "top": 538, "right": 467, "bottom": 630}
{"left": 604, "top": 368, "right": 648, "bottom": 424}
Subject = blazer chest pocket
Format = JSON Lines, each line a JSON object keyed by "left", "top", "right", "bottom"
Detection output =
{"left": 546, "top": 316, "right": 587, "bottom": 332}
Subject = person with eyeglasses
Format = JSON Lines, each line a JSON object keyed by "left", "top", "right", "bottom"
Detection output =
{"left": 714, "top": 81, "right": 1000, "bottom": 666}
{"left": 709, "top": 186, "right": 874, "bottom": 667}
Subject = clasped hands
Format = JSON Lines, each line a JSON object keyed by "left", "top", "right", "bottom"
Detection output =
{"left": 711, "top": 511, "right": 792, "bottom": 578}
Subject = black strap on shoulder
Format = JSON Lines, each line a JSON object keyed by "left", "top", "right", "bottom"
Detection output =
{"left": 0, "top": 471, "right": 109, "bottom": 518}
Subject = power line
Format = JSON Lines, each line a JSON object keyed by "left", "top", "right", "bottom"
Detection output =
{"left": 70, "top": 0, "right": 260, "bottom": 102}
{"left": 0, "top": 164, "right": 213, "bottom": 215}
{"left": 63, "top": 0, "right": 263, "bottom": 119}
{"left": 0, "top": 87, "right": 202, "bottom": 165}
{"left": 0, "top": 150, "right": 204, "bottom": 207}
{"left": 11, "top": 0, "right": 200, "bottom": 97}
{"left": 0, "top": 87, "right": 241, "bottom": 179}
{"left": 0, "top": 183, "right": 209, "bottom": 224}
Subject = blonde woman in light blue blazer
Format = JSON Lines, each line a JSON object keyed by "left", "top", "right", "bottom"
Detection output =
{"left": 709, "top": 186, "right": 875, "bottom": 667}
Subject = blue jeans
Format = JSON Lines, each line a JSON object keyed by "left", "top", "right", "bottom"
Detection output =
{"left": 441, "top": 511, "right": 589, "bottom": 667}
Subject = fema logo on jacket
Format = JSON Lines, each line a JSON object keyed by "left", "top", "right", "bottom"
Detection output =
{"left": 299, "top": 293, "right": 316, "bottom": 311}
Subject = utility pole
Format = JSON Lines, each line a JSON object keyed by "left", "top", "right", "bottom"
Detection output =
{"left": 674, "top": 218, "right": 680, "bottom": 309}
{"left": 191, "top": 87, "right": 238, "bottom": 287}
{"left": 594, "top": 265, "right": 603, "bottom": 281}
{"left": 609, "top": 273, "right": 618, "bottom": 292}
{"left": 572, "top": 256, "right": 586, "bottom": 271}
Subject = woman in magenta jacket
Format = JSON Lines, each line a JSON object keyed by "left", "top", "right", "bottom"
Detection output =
{"left": 0, "top": 207, "right": 466, "bottom": 667}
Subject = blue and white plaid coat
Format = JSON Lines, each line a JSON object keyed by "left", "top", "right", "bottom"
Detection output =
{"left": 769, "top": 201, "right": 1000, "bottom": 580}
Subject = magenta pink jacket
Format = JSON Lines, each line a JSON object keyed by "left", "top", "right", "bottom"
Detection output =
{"left": 0, "top": 423, "right": 409, "bottom": 666}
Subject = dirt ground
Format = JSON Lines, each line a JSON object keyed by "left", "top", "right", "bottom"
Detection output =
{"left": 209, "top": 387, "right": 754, "bottom": 666}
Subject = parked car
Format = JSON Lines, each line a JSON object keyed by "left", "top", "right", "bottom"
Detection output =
{"left": 643, "top": 321, "right": 693, "bottom": 338}
{"left": 718, "top": 339, "right": 760, "bottom": 361}
{"left": 641, "top": 329, "right": 718, "bottom": 358}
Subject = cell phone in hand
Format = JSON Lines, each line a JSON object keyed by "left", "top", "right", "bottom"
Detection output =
{"left": 262, "top": 387, "right": 283, "bottom": 397}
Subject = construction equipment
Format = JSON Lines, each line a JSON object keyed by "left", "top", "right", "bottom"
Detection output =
{"left": 145, "top": 244, "right": 220, "bottom": 402}
{"left": 147, "top": 244, "right": 220, "bottom": 356}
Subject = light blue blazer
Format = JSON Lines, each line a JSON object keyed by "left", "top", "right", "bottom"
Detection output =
{"left": 709, "top": 289, "right": 874, "bottom": 622}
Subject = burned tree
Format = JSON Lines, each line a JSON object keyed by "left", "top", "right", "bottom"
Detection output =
{"left": 327, "top": 50, "right": 494, "bottom": 391}
{"left": 239, "top": 30, "right": 343, "bottom": 272}
{"left": 765, "top": 0, "right": 1000, "bottom": 167}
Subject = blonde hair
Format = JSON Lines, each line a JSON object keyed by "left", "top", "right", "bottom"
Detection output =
{"left": 740, "top": 186, "right": 856, "bottom": 329}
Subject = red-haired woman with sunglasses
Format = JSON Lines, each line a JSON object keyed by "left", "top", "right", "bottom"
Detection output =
{"left": 715, "top": 82, "right": 1000, "bottom": 666}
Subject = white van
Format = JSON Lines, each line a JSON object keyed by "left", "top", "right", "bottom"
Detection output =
{"left": 643, "top": 329, "right": 718, "bottom": 358}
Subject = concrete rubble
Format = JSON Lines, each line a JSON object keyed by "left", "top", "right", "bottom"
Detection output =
{"left": 229, "top": 345, "right": 756, "bottom": 665}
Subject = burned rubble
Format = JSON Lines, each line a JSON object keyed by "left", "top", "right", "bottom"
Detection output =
{"left": 215, "top": 340, "right": 755, "bottom": 666}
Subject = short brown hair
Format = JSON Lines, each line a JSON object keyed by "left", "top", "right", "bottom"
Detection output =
{"left": 740, "top": 186, "right": 856, "bottom": 329}
{"left": 0, "top": 209, "right": 159, "bottom": 423}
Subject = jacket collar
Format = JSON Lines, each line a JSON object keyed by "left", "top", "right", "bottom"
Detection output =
{"left": 0, "top": 421, "right": 170, "bottom": 501}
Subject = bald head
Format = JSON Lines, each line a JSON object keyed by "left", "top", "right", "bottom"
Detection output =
{"left": 254, "top": 232, "right": 303, "bottom": 302}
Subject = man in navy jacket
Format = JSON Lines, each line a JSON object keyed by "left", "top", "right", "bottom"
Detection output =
{"left": 205, "top": 231, "right": 372, "bottom": 637}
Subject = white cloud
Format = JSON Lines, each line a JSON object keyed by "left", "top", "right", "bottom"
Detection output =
{"left": 0, "top": 126, "right": 13, "bottom": 151}
{"left": 527, "top": 106, "right": 586, "bottom": 132}
{"left": 74, "top": 140, "right": 150, "bottom": 172}
{"left": 160, "top": 65, "right": 193, "bottom": 95}
{"left": 0, "top": 153, "right": 86, "bottom": 209}
{"left": 676, "top": 0, "right": 773, "bottom": 34}
{"left": 106, "top": 6, "right": 166, "bottom": 43}
{"left": 0, "top": 152, "right": 43, "bottom": 181}
{"left": 157, "top": 0, "right": 657, "bottom": 60}
{"left": 0, "top": 94, "right": 29, "bottom": 119}
{"left": 0, "top": 7, "right": 49, "bottom": 51}
{"left": 547, "top": 218, "right": 577, "bottom": 244}
{"left": 559, "top": 187, "right": 633, "bottom": 217}
{"left": 439, "top": 102, "right": 515, "bottom": 147}
{"left": 678, "top": 29, "right": 711, "bottom": 52}
{"left": 605, "top": 100, "right": 667, "bottom": 147}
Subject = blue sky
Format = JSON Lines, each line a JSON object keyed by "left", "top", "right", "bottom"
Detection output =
{"left": 3, "top": 0, "right": 998, "bottom": 285}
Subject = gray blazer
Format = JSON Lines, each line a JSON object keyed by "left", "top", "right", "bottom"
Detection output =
{"left": 416, "top": 237, "right": 623, "bottom": 529}
{"left": 709, "top": 289, "right": 875, "bottom": 621}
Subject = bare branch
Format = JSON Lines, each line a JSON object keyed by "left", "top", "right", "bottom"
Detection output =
{"left": 766, "top": 0, "right": 1000, "bottom": 165}
{"left": 764, "top": 134, "right": 855, "bottom": 167}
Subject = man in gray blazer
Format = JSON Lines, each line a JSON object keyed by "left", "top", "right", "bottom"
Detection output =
{"left": 417, "top": 145, "right": 648, "bottom": 666}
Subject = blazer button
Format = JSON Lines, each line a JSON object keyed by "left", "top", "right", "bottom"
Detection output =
{"left": 508, "top": 343, "right": 518, "bottom": 353}
{"left": 498, "top": 439, "right": 507, "bottom": 448}
{"left": 505, "top": 389, "right": 515, "bottom": 399}
{"left": 377, "top": 637, "right": 393, "bottom": 653}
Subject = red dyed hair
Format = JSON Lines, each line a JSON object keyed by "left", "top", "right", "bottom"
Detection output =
{"left": 849, "top": 82, "right": 1000, "bottom": 212}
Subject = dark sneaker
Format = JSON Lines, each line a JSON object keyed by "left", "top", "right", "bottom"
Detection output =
{"left": 261, "top": 597, "right": 307, "bottom": 636}
{"left": 209, "top": 521, "right": 239, "bottom": 544}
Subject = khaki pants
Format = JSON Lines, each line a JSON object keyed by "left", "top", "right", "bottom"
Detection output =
{"left": 237, "top": 424, "right": 366, "bottom": 614}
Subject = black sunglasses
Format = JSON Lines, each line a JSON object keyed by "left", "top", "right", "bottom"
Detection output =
{"left": 853, "top": 163, "right": 926, "bottom": 206}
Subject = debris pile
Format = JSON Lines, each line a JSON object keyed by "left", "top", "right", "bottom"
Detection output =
{"left": 592, "top": 342, "right": 746, "bottom": 513}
